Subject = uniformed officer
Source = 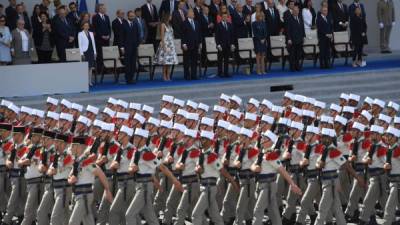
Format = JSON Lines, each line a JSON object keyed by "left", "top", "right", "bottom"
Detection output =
{"left": 0, "top": 123, "right": 13, "bottom": 216}
{"left": 3, "top": 126, "right": 28, "bottom": 225}
{"left": 48, "top": 133, "right": 74, "bottom": 225}
{"left": 108, "top": 125, "right": 136, "bottom": 225}
{"left": 19, "top": 127, "right": 44, "bottom": 225}
{"left": 314, "top": 128, "right": 365, "bottom": 225}
{"left": 192, "top": 130, "right": 238, "bottom": 225}
{"left": 252, "top": 130, "right": 302, "bottom": 225}
{"left": 174, "top": 128, "right": 201, "bottom": 225}
{"left": 296, "top": 126, "right": 321, "bottom": 225}
{"left": 68, "top": 136, "right": 113, "bottom": 225}
{"left": 232, "top": 127, "right": 259, "bottom": 225}
{"left": 381, "top": 127, "right": 400, "bottom": 225}
{"left": 126, "top": 128, "right": 183, "bottom": 225}
{"left": 36, "top": 130, "right": 57, "bottom": 225}
{"left": 358, "top": 125, "right": 388, "bottom": 224}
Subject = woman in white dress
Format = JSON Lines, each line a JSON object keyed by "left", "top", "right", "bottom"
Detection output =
{"left": 154, "top": 13, "right": 178, "bottom": 81}
{"left": 0, "top": 15, "right": 12, "bottom": 65}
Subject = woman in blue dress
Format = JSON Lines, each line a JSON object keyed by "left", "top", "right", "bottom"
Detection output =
{"left": 0, "top": 15, "right": 12, "bottom": 65}
{"left": 252, "top": 12, "right": 267, "bottom": 75}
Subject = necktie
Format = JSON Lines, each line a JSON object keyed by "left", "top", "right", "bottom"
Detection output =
{"left": 101, "top": 14, "right": 105, "bottom": 21}
{"left": 180, "top": 10, "right": 184, "bottom": 20}
{"left": 63, "top": 18, "right": 68, "bottom": 26}
{"left": 171, "top": 1, "right": 174, "bottom": 12}
{"left": 296, "top": 16, "right": 299, "bottom": 23}
{"left": 149, "top": 4, "right": 154, "bottom": 18}
{"left": 224, "top": 22, "right": 227, "bottom": 30}
{"left": 270, "top": 8, "right": 274, "bottom": 17}
{"left": 190, "top": 19, "right": 195, "bottom": 30}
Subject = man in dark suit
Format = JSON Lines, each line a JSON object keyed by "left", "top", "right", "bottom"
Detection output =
{"left": 159, "top": 0, "right": 179, "bottom": 17}
{"left": 242, "top": 0, "right": 254, "bottom": 37}
{"left": 208, "top": 0, "right": 221, "bottom": 26}
{"left": 193, "top": 0, "right": 204, "bottom": 20}
{"left": 198, "top": 6, "right": 213, "bottom": 66}
{"left": 52, "top": 5, "right": 75, "bottom": 62}
{"left": 264, "top": 0, "right": 281, "bottom": 61}
{"left": 112, "top": 10, "right": 125, "bottom": 48}
{"left": 121, "top": 11, "right": 141, "bottom": 84}
{"left": 5, "top": 0, "right": 17, "bottom": 30}
{"left": 316, "top": 6, "right": 333, "bottom": 69}
{"left": 287, "top": 6, "right": 305, "bottom": 71}
{"left": 39, "top": 0, "right": 50, "bottom": 15}
{"left": 331, "top": 0, "right": 349, "bottom": 32}
{"left": 182, "top": 9, "right": 202, "bottom": 80}
{"left": 92, "top": 4, "right": 111, "bottom": 71}
{"left": 349, "top": 0, "right": 366, "bottom": 19}
{"left": 141, "top": 0, "right": 159, "bottom": 47}
{"left": 135, "top": 8, "right": 147, "bottom": 44}
{"left": 215, "top": 12, "right": 235, "bottom": 77}
{"left": 15, "top": 4, "right": 31, "bottom": 33}
{"left": 232, "top": 4, "right": 248, "bottom": 39}
{"left": 172, "top": 1, "right": 186, "bottom": 39}
{"left": 67, "top": 2, "right": 80, "bottom": 47}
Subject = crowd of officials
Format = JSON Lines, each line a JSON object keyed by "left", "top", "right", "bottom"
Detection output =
{"left": 0, "top": 0, "right": 396, "bottom": 83}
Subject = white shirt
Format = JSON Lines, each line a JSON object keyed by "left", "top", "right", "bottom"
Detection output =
{"left": 116, "top": 143, "right": 135, "bottom": 173}
{"left": 78, "top": 31, "right": 97, "bottom": 56}
{"left": 52, "top": 150, "right": 74, "bottom": 180}
{"left": 180, "top": 147, "right": 200, "bottom": 176}
{"left": 302, "top": 8, "right": 313, "bottom": 30}
{"left": 18, "top": 29, "right": 29, "bottom": 52}
{"left": 201, "top": 150, "right": 223, "bottom": 179}
{"left": 276, "top": 3, "right": 288, "bottom": 22}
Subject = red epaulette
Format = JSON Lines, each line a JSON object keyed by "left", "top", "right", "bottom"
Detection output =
{"left": 207, "top": 152, "right": 218, "bottom": 164}
{"left": 17, "top": 146, "right": 28, "bottom": 158}
{"left": 85, "top": 137, "right": 94, "bottom": 146}
{"left": 127, "top": 148, "right": 135, "bottom": 159}
{"left": 377, "top": 147, "right": 387, "bottom": 158}
{"left": 252, "top": 131, "right": 258, "bottom": 140}
{"left": 364, "top": 130, "right": 371, "bottom": 139}
{"left": 265, "top": 151, "right": 280, "bottom": 161}
{"left": 34, "top": 149, "right": 41, "bottom": 158}
{"left": 343, "top": 133, "right": 353, "bottom": 143}
{"left": 2, "top": 142, "right": 13, "bottom": 154}
{"left": 329, "top": 149, "right": 342, "bottom": 158}
{"left": 248, "top": 148, "right": 259, "bottom": 158}
{"left": 63, "top": 154, "right": 73, "bottom": 165}
{"left": 362, "top": 140, "right": 372, "bottom": 151}
{"left": 235, "top": 145, "right": 241, "bottom": 154}
{"left": 109, "top": 144, "right": 119, "bottom": 155}
{"left": 393, "top": 147, "right": 400, "bottom": 158}
{"left": 82, "top": 154, "right": 96, "bottom": 167}
{"left": 314, "top": 144, "right": 325, "bottom": 154}
{"left": 152, "top": 136, "right": 161, "bottom": 146}
{"left": 177, "top": 146, "right": 185, "bottom": 156}
{"left": 296, "top": 142, "right": 307, "bottom": 152}
{"left": 165, "top": 139, "right": 174, "bottom": 149}
{"left": 189, "top": 149, "right": 201, "bottom": 158}
{"left": 49, "top": 154, "right": 55, "bottom": 163}
{"left": 143, "top": 151, "right": 157, "bottom": 161}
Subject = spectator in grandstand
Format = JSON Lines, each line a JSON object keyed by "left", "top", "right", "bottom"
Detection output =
{"left": 11, "top": 19, "right": 33, "bottom": 65}
{"left": 0, "top": 15, "right": 12, "bottom": 65}
{"left": 32, "top": 12, "right": 54, "bottom": 64}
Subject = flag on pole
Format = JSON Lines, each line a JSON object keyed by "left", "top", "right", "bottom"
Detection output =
{"left": 78, "top": 0, "right": 88, "bottom": 13}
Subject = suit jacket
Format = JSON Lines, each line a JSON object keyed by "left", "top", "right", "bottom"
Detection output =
{"left": 78, "top": 31, "right": 97, "bottom": 55}
{"left": 215, "top": 21, "right": 234, "bottom": 48}
{"left": 141, "top": 3, "right": 159, "bottom": 41}
{"left": 92, "top": 13, "right": 111, "bottom": 40}
{"left": 52, "top": 16, "right": 75, "bottom": 44}
{"left": 266, "top": 7, "right": 282, "bottom": 36}
{"left": 242, "top": 4, "right": 255, "bottom": 17}
{"left": 198, "top": 14, "right": 213, "bottom": 37}
{"left": 331, "top": 1, "right": 349, "bottom": 31}
{"left": 377, "top": 0, "right": 395, "bottom": 25}
{"left": 67, "top": 11, "right": 81, "bottom": 31}
{"left": 11, "top": 29, "right": 33, "bottom": 57}
{"left": 350, "top": 15, "right": 367, "bottom": 44}
{"left": 136, "top": 17, "right": 148, "bottom": 43}
{"left": 232, "top": 11, "right": 248, "bottom": 38}
{"left": 193, "top": 6, "right": 203, "bottom": 21}
{"left": 11, "top": 13, "right": 32, "bottom": 33}
{"left": 172, "top": 9, "right": 185, "bottom": 39}
{"left": 349, "top": 2, "right": 366, "bottom": 19}
{"left": 159, "top": 0, "right": 179, "bottom": 17}
{"left": 287, "top": 15, "right": 305, "bottom": 44}
{"left": 32, "top": 22, "right": 55, "bottom": 47}
{"left": 316, "top": 14, "right": 333, "bottom": 40}
{"left": 121, "top": 20, "right": 141, "bottom": 51}
{"left": 208, "top": 3, "right": 220, "bottom": 25}
{"left": 5, "top": 5, "right": 17, "bottom": 30}
{"left": 112, "top": 18, "right": 125, "bottom": 47}
{"left": 182, "top": 19, "right": 202, "bottom": 50}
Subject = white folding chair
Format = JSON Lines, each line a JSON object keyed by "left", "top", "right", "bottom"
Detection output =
{"left": 269, "top": 35, "right": 288, "bottom": 70}
{"left": 137, "top": 44, "right": 155, "bottom": 80}
{"left": 303, "top": 30, "right": 319, "bottom": 67}
{"left": 102, "top": 46, "right": 124, "bottom": 83}
{"left": 333, "top": 31, "right": 353, "bottom": 65}
{"left": 237, "top": 38, "right": 255, "bottom": 72}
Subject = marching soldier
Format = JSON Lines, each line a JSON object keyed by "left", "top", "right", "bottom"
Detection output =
{"left": 0, "top": 123, "right": 13, "bottom": 217}
{"left": 126, "top": 128, "right": 183, "bottom": 225}
{"left": 19, "top": 127, "right": 44, "bottom": 225}
{"left": 382, "top": 127, "right": 400, "bottom": 225}
{"left": 314, "top": 128, "right": 365, "bottom": 225}
{"left": 296, "top": 126, "right": 322, "bottom": 225}
{"left": 68, "top": 136, "right": 113, "bottom": 225}
{"left": 192, "top": 130, "right": 238, "bottom": 225}
{"left": 174, "top": 129, "right": 201, "bottom": 225}
{"left": 3, "top": 126, "right": 28, "bottom": 225}
{"left": 48, "top": 133, "right": 74, "bottom": 225}
{"left": 109, "top": 125, "right": 136, "bottom": 225}
{"left": 252, "top": 130, "right": 302, "bottom": 225}
{"left": 36, "top": 131, "right": 57, "bottom": 225}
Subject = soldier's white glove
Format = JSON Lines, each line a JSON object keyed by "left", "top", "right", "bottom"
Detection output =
{"left": 230, "top": 44, "right": 235, "bottom": 51}
{"left": 392, "top": 21, "right": 396, "bottom": 26}
{"left": 379, "top": 23, "right": 384, "bottom": 29}
{"left": 217, "top": 45, "right": 222, "bottom": 51}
